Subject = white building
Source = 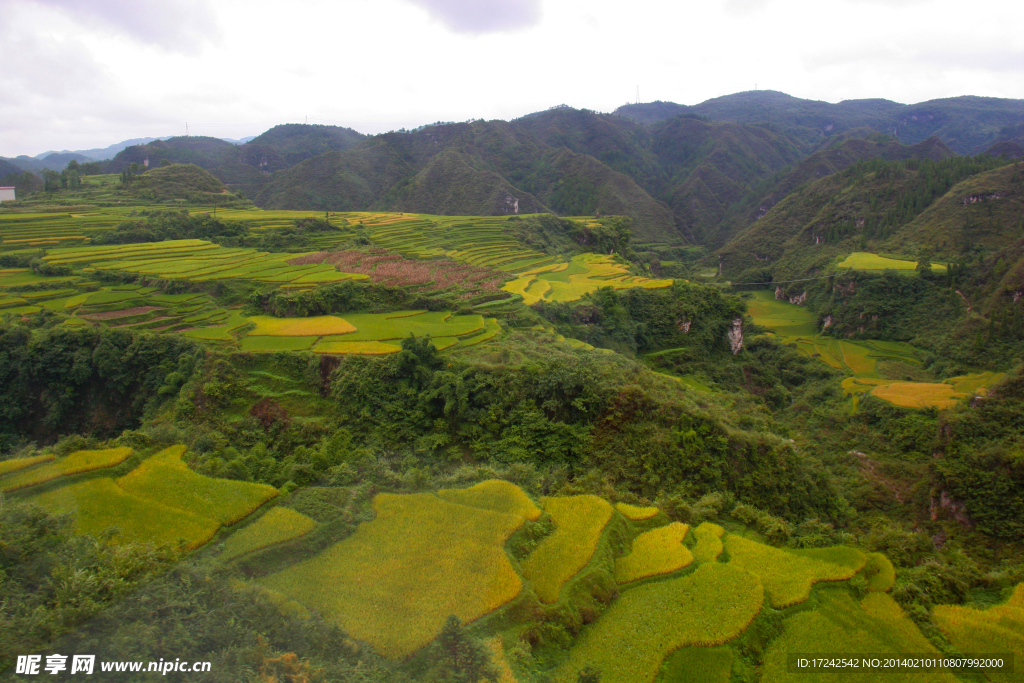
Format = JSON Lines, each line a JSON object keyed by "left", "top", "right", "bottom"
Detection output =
{"left": 0, "top": 187, "right": 15, "bottom": 202}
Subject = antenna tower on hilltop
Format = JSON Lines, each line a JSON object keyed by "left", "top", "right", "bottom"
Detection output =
{"left": 186, "top": 122, "right": 189, "bottom": 137}
{"left": 636, "top": 86, "right": 639, "bottom": 104}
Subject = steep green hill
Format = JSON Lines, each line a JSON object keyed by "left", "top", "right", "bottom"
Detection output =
{"left": 242, "top": 123, "right": 363, "bottom": 170}
{"left": 129, "top": 163, "right": 228, "bottom": 201}
{"left": 0, "top": 158, "right": 27, "bottom": 178}
{"left": 650, "top": 116, "right": 802, "bottom": 242}
{"left": 718, "top": 155, "right": 1013, "bottom": 279}
{"left": 515, "top": 107, "right": 667, "bottom": 194}
{"left": 255, "top": 119, "right": 679, "bottom": 242}
{"left": 709, "top": 136, "right": 954, "bottom": 248}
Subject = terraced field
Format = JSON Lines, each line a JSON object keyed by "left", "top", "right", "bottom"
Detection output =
{"left": 11, "top": 461, "right": 953, "bottom": 681}
{"left": 838, "top": 251, "right": 947, "bottom": 273}
{"left": 503, "top": 253, "right": 673, "bottom": 305}
{"left": 42, "top": 240, "right": 366, "bottom": 286}
{"left": 1, "top": 262, "right": 502, "bottom": 354}
{"left": 7, "top": 445, "right": 278, "bottom": 550}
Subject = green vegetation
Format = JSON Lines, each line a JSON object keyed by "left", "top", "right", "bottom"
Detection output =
{"left": 659, "top": 647, "right": 734, "bottom": 683}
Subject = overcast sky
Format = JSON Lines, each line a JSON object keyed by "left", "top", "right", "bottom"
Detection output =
{"left": 1, "top": 0, "right": 1022, "bottom": 157}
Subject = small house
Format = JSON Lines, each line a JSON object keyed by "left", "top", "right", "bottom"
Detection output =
{"left": 0, "top": 187, "right": 15, "bottom": 202}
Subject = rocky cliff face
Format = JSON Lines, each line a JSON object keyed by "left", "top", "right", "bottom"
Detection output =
{"left": 728, "top": 318, "right": 743, "bottom": 355}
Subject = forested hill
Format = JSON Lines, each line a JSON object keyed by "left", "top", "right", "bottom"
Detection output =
{"left": 615, "top": 90, "right": 1024, "bottom": 154}
{"left": 10, "top": 91, "right": 1023, "bottom": 245}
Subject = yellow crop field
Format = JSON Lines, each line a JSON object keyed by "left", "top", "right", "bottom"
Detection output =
{"left": 116, "top": 445, "right": 277, "bottom": 525}
{"left": 692, "top": 522, "right": 725, "bottom": 563}
{"left": 762, "top": 590, "right": 958, "bottom": 682}
{"left": 871, "top": 382, "right": 959, "bottom": 409}
{"left": 838, "top": 252, "right": 946, "bottom": 272}
{"left": 521, "top": 495, "right": 614, "bottom": 603}
{"left": 437, "top": 479, "right": 542, "bottom": 520}
{"left": 552, "top": 563, "right": 763, "bottom": 683}
{"left": 30, "top": 478, "right": 221, "bottom": 549}
{"left": 0, "top": 447, "right": 133, "bottom": 493}
{"left": 220, "top": 507, "right": 317, "bottom": 561}
{"left": 523, "top": 279, "right": 552, "bottom": 305}
{"left": 260, "top": 492, "right": 526, "bottom": 658}
{"left": 724, "top": 536, "right": 866, "bottom": 608}
{"left": 615, "top": 502, "right": 659, "bottom": 520}
{"left": 310, "top": 340, "right": 403, "bottom": 355}
{"left": 615, "top": 522, "right": 693, "bottom": 584}
{"left": 0, "top": 453, "right": 54, "bottom": 477}
{"left": 933, "top": 584, "right": 1024, "bottom": 681}
{"left": 502, "top": 253, "right": 673, "bottom": 305}
{"left": 248, "top": 315, "right": 356, "bottom": 336}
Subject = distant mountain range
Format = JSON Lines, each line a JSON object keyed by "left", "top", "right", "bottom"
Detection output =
{"left": 2, "top": 135, "right": 259, "bottom": 173}
{"left": 3, "top": 90, "right": 1022, "bottom": 245}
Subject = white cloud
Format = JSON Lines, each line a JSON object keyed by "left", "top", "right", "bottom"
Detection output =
{"left": 402, "top": 0, "right": 542, "bottom": 34}
{"left": 14, "top": 0, "right": 221, "bottom": 50}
